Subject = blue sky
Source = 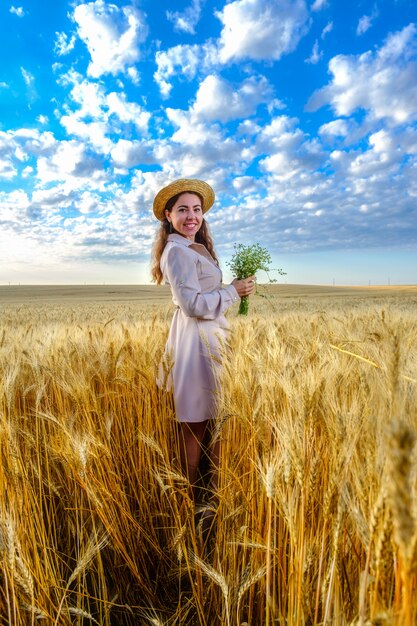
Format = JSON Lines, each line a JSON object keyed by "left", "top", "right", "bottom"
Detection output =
{"left": 0, "top": 0, "right": 416, "bottom": 286}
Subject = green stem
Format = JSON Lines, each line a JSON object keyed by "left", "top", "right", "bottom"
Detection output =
{"left": 238, "top": 296, "right": 249, "bottom": 315}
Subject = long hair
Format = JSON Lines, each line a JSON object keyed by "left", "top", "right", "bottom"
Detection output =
{"left": 150, "top": 191, "right": 218, "bottom": 284}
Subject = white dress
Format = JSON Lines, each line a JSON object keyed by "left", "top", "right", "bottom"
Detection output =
{"left": 159, "top": 234, "right": 239, "bottom": 423}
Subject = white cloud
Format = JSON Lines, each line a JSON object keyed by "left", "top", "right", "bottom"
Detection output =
{"left": 231, "top": 176, "right": 259, "bottom": 193}
{"left": 12, "top": 128, "right": 57, "bottom": 153}
{"left": 167, "top": 0, "right": 203, "bottom": 34}
{"left": 255, "top": 115, "right": 325, "bottom": 185}
{"left": 348, "top": 131, "right": 397, "bottom": 177}
{"left": 0, "top": 158, "right": 17, "bottom": 179}
{"left": 191, "top": 74, "right": 272, "bottom": 122}
{"left": 257, "top": 115, "right": 303, "bottom": 150}
{"left": 321, "top": 21, "right": 333, "bottom": 39}
{"left": 10, "top": 6, "right": 25, "bottom": 17}
{"left": 399, "top": 127, "right": 417, "bottom": 154}
{"left": 305, "top": 40, "right": 322, "bottom": 64}
{"left": 54, "top": 32, "right": 76, "bottom": 56}
{"left": 328, "top": 129, "right": 406, "bottom": 192}
{"left": 319, "top": 119, "right": 351, "bottom": 138}
{"left": 37, "top": 115, "right": 49, "bottom": 125}
{"left": 0, "top": 129, "right": 57, "bottom": 182}
{"left": 154, "top": 73, "right": 275, "bottom": 178}
{"left": 156, "top": 108, "right": 249, "bottom": 181}
{"left": 77, "top": 191, "right": 102, "bottom": 214}
{"left": 56, "top": 73, "right": 150, "bottom": 152}
{"left": 127, "top": 66, "right": 140, "bottom": 85}
{"left": 368, "top": 129, "right": 392, "bottom": 154}
{"left": 60, "top": 115, "right": 112, "bottom": 153}
{"left": 356, "top": 15, "right": 372, "bottom": 36}
{"left": 216, "top": 0, "right": 310, "bottom": 63}
{"left": 311, "top": 0, "right": 327, "bottom": 11}
{"left": 260, "top": 152, "right": 297, "bottom": 179}
{"left": 110, "top": 139, "right": 153, "bottom": 168}
{"left": 21, "top": 67, "right": 34, "bottom": 88}
{"left": 106, "top": 92, "right": 150, "bottom": 132}
{"left": 356, "top": 8, "right": 378, "bottom": 37}
{"left": 2, "top": 4, "right": 417, "bottom": 280}
{"left": 154, "top": 43, "right": 217, "bottom": 97}
{"left": 20, "top": 67, "right": 38, "bottom": 103}
{"left": 73, "top": 0, "right": 148, "bottom": 78}
{"left": 0, "top": 190, "right": 29, "bottom": 222}
{"left": 22, "top": 166, "right": 33, "bottom": 178}
{"left": 59, "top": 71, "right": 105, "bottom": 115}
{"left": 154, "top": 0, "right": 310, "bottom": 94}
{"left": 307, "top": 24, "right": 417, "bottom": 125}
{"left": 36, "top": 140, "right": 105, "bottom": 186}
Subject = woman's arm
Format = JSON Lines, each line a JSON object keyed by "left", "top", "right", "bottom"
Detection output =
{"left": 163, "top": 245, "right": 240, "bottom": 320}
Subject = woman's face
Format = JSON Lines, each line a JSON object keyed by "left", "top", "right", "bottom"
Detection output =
{"left": 165, "top": 192, "right": 203, "bottom": 241}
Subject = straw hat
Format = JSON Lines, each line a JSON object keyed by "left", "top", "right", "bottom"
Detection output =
{"left": 153, "top": 178, "right": 215, "bottom": 221}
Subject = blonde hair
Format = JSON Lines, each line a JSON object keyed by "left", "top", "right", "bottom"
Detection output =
{"left": 150, "top": 191, "right": 218, "bottom": 285}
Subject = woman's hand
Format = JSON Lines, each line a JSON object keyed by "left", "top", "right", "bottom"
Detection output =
{"left": 231, "top": 275, "right": 256, "bottom": 297}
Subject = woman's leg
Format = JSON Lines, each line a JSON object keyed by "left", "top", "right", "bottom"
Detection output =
{"left": 203, "top": 420, "right": 220, "bottom": 494}
{"left": 178, "top": 421, "right": 208, "bottom": 497}
{"left": 198, "top": 422, "right": 220, "bottom": 540}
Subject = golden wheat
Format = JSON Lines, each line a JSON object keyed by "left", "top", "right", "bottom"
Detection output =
{"left": 1, "top": 289, "right": 416, "bottom": 625}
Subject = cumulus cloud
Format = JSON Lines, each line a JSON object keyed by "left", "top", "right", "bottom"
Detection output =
{"left": 257, "top": 115, "right": 324, "bottom": 181}
{"left": 0, "top": 129, "right": 57, "bottom": 182}
{"left": 0, "top": 158, "right": 17, "bottom": 179}
{"left": 167, "top": 0, "right": 203, "bottom": 34}
{"left": 319, "top": 118, "right": 351, "bottom": 138}
{"left": 190, "top": 74, "right": 273, "bottom": 122}
{"left": 156, "top": 108, "right": 250, "bottom": 181}
{"left": 36, "top": 140, "right": 105, "bottom": 185}
{"left": 110, "top": 139, "right": 154, "bottom": 168}
{"left": 60, "top": 115, "right": 112, "bottom": 153}
{"left": 154, "top": 0, "right": 310, "bottom": 96}
{"left": 106, "top": 92, "right": 150, "bottom": 131}
{"left": 56, "top": 72, "right": 150, "bottom": 154}
{"left": 154, "top": 43, "right": 217, "bottom": 97}
{"left": 2, "top": 2, "right": 417, "bottom": 281}
{"left": 154, "top": 73, "right": 275, "bottom": 178}
{"left": 306, "top": 24, "right": 417, "bottom": 125}
{"left": 127, "top": 66, "right": 140, "bottom": 85}
{"left": 73, "top": 0, "right": 148, "bottom": 78}
{"left": 347, "top": 130, "right": 398, "bottom": 178}
{"left": 216, "top": 0, "right": 310, "bottom": 63}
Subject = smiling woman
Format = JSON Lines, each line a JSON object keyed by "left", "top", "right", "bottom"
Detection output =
{"left": 150, "top": 178, "right": 255, "bottom": 530}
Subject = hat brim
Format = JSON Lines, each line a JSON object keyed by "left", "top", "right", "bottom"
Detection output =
{"left": 153, "top": 179, "right": 215, "bottom": 221}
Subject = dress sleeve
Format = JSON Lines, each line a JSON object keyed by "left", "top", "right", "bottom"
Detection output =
{"left": 163, "top": 245, "right": 240, "bottom": 320}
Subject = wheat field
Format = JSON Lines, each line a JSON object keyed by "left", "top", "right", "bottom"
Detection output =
{"left": 1, "top": 285, "right": 417, "bottom": 625}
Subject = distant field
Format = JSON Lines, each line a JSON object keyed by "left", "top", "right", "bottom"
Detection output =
{"left": 1, "top": 283, "right": 416, "bottom": 305}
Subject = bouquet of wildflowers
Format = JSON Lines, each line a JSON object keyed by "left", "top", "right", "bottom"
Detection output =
{"left": 227, "top": 243, "right": 285, "bottom": 315}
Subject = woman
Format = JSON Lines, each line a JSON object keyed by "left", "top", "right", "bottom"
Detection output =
{"left": 151, "top": 178, "right": 255, "bottom": 508}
